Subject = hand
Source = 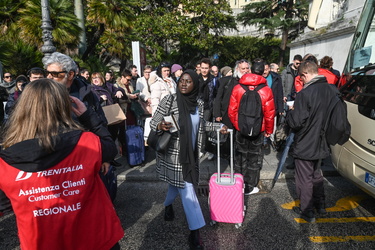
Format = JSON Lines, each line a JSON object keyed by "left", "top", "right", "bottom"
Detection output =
{"left": 115, "top": 91, "right": 123, "bottom": 99}
{"left": 70, "top": 96, "right": 87, "bottom": 117}
{"left": 158, "top": 120, "right": 172, "bottom": 131}
{"left": 220, "top": 125, "right": 228, "bottom": 134}
{"left": 283, "top": 97, "right": 287, "bottom": 102}
{"left": 264, "top": 133, "right": 271, "bottom": 138}
{"left": 147, "top": 98, "right": 151, "bottom": 105}
{"left": 100, "top": 95, "right": 108, "bottom": 101}
{"left": 215, "top": 117, "right": 222, "bottom": 122}
{"left": 164, "top": 78, "right": 173, "bottom": 88}
{"left": 130, "top": 94, "right": 138, "bottom": 99}
{"left": 101, "top": 162, "right": 110, "bottom": 175}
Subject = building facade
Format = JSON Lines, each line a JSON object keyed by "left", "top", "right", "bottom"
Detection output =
{"left": 288, "top": 0, "right": 366, "bottom": 72}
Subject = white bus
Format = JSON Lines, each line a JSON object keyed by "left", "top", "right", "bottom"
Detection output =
{"left": 331, "top": 0, "right": 375, "bottom": 197}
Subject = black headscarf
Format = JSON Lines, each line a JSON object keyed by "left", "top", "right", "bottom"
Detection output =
{"left": 176, "top": 69, "right": 200, "bottom": 185}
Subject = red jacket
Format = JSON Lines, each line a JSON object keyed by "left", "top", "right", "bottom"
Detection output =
{"left": 228, "top": 73, "right": 275, "bottom": 135}
{"left": 0, "top": 132, "right": 124, "bottom": 250}
{"left": 294, "top": 68, "right": 338, "bottom": 93}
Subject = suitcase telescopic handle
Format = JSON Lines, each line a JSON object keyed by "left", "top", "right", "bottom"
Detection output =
{"left": 217, "top": 128, "right": 234, "bottom": 184}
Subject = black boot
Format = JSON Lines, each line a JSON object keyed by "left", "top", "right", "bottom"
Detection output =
{"left": 164, "top": 204, "right": 174, "bottom": 221}
{"left": 189, "top": 229, "right": 203, "bottom": 250}
{"left": 314, "top": 201, "right": 327, "bottom": 215}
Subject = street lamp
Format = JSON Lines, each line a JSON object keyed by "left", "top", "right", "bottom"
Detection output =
{"left": 41, "top": 0, "right": 56, "bottom": 63}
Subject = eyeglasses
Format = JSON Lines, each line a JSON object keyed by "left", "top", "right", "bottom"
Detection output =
{"left": 46, "top": 71, "right": 67, "bottom": 78}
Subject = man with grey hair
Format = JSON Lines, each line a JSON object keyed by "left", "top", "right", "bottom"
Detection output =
{"left": 44, "top": 52, "right": 107, "bottom": 125}
{"left": 214, "top": 59, "right": 250, "bottom": 128}
{"left": 270, "top": 63, "right": 280, "bottom": 73}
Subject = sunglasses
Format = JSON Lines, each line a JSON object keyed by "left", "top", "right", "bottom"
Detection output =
{"left": 4, "top": 75, "right": 11, "bottom": 78}
{"left": 46, "top": 71, "right": 67, "bottom": 78}
{"left": 236, "top": 59, "right": 249, "bottom": 64}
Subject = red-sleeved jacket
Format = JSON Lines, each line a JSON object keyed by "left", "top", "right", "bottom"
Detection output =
{"left": 228, "top": 73, "right": 275, "bottom": 135}
{"left": 294, "top": 68, "right": 338, "bottom": 93}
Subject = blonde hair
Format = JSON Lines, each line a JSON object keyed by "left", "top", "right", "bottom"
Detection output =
{"left": 2, "top": 79, "right": 82, "bottom": 151}
{"left": 91, "top": 72, "right": 105, "bottom": 86}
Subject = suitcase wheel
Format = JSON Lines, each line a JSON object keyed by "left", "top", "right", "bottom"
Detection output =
{"left": 235, "top": 223, "right": 242, "bottom": 229}
{"left": 210, "top": 220, "right": 217, "bottom": 227}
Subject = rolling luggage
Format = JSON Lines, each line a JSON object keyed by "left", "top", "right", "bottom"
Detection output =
{"left": 125, "top": 125, "right": 145, "bottom": 166}
{"left": 209, "top": 129, "right": 245, "bottom": 228}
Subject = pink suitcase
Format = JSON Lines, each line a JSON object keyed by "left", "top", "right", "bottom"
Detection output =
{"left": 209, "top": 129, "right": 245, "bottom": 228}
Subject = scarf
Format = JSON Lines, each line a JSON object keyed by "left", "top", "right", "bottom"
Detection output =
{"left": 176, "top": 69, "right": 199, "bottom": 185}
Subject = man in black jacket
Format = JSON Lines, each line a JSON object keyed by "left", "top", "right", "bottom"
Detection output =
{"left": 262, "top": 61, "right": 284, "bottom": 149}
{"left": 213, "top": 59, "right": 251, "bottom": 128}
{"left": 43, "top": 52, "right": 107, "bottom": 125}
{"left": 286, "top": 61, "right": 336, "bottom": 223}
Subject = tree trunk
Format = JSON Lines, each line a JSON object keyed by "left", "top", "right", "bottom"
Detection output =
{"left": 82, "top": 23, "right": 105, "bottom": 61}
{"left": 74, "top": 0, "right": 87, "bottom": 56}
{"left": 279, "top": 28, "right": 289, "bottom": 67}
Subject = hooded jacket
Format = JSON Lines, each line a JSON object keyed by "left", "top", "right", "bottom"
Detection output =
{"left": 228, "top": 73, "right": 275, "bottom": 135}
{"left": 0, "top": 110, "right": 123, "bottom": 250}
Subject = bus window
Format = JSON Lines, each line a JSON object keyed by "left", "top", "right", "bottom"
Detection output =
{"left": 341, "top": 75, "right": 375, "bottom": 120}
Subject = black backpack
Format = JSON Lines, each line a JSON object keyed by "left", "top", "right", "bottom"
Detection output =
{"left": 323, "top": 91, "right": 351, "bottom": 145}
{"left": 238, "top": 84, "right": 266, "bottom": 137}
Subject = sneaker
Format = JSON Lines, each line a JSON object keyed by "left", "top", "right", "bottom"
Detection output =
{"left": 244, "top": 186, "right": 259, "bottom": 195}
{"left": 292, "top": 206, "right": 316, "bottom": 223}
{"left": 207, "top": 153, "right": 214, "bottom": 161}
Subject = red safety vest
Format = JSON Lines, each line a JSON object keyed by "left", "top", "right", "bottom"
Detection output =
{"left": 0, "top": 132, "right": 124, "bottom": 250}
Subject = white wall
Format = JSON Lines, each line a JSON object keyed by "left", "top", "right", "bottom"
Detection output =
{"left": 290, "top": 32, "right": 354, "bottom": 73}
{"left": 289, "top": 0, "right": 366, "bottom": 73}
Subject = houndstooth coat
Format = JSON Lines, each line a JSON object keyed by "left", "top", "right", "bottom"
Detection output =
{"left": 150, "top": 94, "right": 222, "bottom": 188}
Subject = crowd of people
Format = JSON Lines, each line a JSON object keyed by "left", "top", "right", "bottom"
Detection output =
{"left": 0, "top": 51, "right": 342, "bottom": 249}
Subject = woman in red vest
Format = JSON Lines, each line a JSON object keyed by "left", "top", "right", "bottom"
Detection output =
{"left": 0, "top": 79, "right": 124, "bottom": 250}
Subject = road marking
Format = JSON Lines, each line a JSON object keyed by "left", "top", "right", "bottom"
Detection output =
{"left": 295, "top": 217, "right": 375, "bottom": 223}
{"left": 281, "top": 195, "right": 367, "bottom": 211}
{"left": 309, "top": 235, "right": 375, "bottom": 243}
{"left": 281, "top": 200, "right": 300, "bottom": 209}
{"left": 326, "top": 195, "right": 366, "bottom": 212}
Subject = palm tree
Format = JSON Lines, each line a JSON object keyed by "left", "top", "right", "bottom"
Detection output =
{"left": 10, "top": 0, "right": 81, "bottom": 52}
{"left": 83, "top": 0, "right": 136, "bottom": 61}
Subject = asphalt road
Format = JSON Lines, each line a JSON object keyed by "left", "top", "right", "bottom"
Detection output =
{"left": 1, "top": 175, "right": 374, "bottom": 250}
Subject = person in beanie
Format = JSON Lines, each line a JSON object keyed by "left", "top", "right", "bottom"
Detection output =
{"left": 220, "top": 66, "right": 232, "bottom": 77}
{"left": 171, "top": 64, "right": 183, "bottom": 83}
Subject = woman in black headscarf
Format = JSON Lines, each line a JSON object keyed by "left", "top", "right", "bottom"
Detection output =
{"left": 150, "top": 69, "right": 227, "bottom": 249}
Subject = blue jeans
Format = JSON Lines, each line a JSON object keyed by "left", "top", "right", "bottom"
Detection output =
{"left": 164, "top": 182, "right": 205, "bottom": 230}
